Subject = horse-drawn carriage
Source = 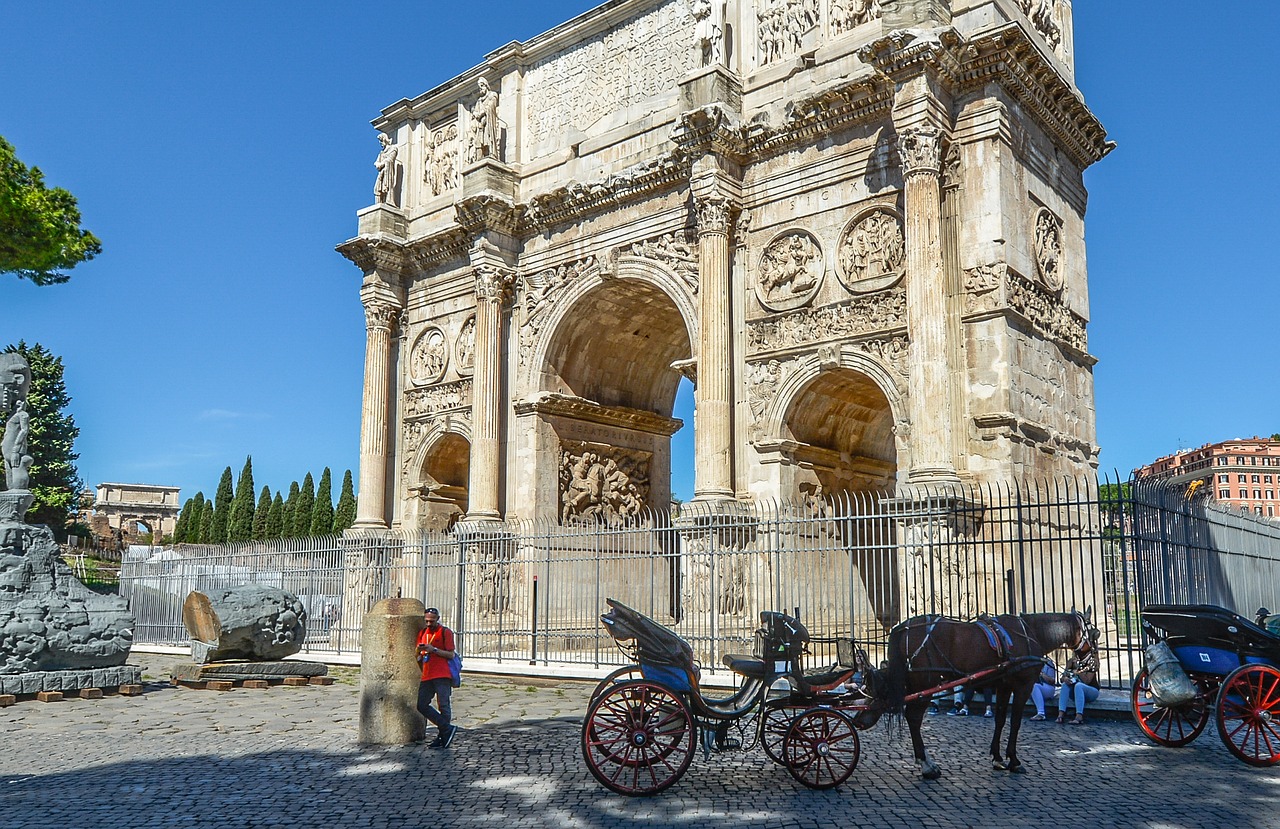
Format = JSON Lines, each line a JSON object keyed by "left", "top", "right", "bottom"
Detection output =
{"left": 1132, "top": 603, "right": 1280, "bottom": 766}
{"left": 581, "top": 598, "right": 1097, "bottom": 794}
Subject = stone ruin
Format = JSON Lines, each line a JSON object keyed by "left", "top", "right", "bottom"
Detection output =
{"left": 0, "top": 352, "right": 140, "bottom": 696}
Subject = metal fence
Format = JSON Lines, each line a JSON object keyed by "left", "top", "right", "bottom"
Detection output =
{"left": 119, "top": 475, "right": 1280, "bottom": 689}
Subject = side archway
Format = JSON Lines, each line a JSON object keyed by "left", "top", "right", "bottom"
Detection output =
{"left": 407, "top": 423, "right": 472, "bottom": 532}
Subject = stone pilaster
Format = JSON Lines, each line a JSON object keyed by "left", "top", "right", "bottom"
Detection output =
{"left": 468, "top": 265, "right": 512, "bottom": 520}
{"left": 898, "top": 122, "right": 960, "bottom": 486}
{"left": 354, "top": 300, "right": 399, "bottom": 528}
{"left": 694, "top": 194, "right": 734, "bottom": 500}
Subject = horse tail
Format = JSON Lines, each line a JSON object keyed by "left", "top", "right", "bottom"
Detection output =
{"left": 882, "top": 626, "right": 908, "bottom": 716}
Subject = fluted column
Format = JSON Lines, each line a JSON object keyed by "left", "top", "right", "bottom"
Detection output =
{"left": 694, "top": 195, "right": 734, "bottom": 500}
{"left": 468, "top": 267, "right": 510, "bottom": 520}
{"left": 898, "top": 123, "right": 960, "bottom": 485}
{"left": 354, "top": 301, "right": 398, "bottom": 527}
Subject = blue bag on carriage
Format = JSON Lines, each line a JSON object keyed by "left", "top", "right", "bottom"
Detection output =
{"left": 639, "top": 663, "right": 693, "bottom": 692}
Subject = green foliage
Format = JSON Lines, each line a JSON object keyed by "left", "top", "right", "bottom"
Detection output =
{"left": 282, "top": 481, "right": 299, "bottom": 538}
{"left": 199, "top": 498, "right": 215, "bottom": 544}
{"left": 333, "top": 469, "right": 357, "bottom": 533}
{"left": 1, "top": 342, "right": 82, "bottom": 536}
{"left": 252, "top": 485, "right": 272, "bottom": 541}
{"left": 174, "top": 497, "right": 194, "bottom": 543}
{"left": 1272, "top": 434, "right": 1280, "bottom": 442}
{"left": 210, "top": 466, "right": 234, "bottom": 544}
{"left": 265, "top": 492, "right": 285, "bottom": 540}
{"left": 293, "top": 472, "right": 315, "bottom": 538}
{"left": 227, "top": 456, "right": 255, "bottom": 543}
{"left": 0, "top": 137, "right": 101, "bottom": 285}
{"left": 310, "top": 467, "right": 334, "bottom": 536}
{"left": 184, "top": 492, "right": 206, "bottom": 543}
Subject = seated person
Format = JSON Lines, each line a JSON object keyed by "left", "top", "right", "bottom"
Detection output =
{"left": 947, "top": 685, "right": 994, "bottom": 717}
{"left": 1056, "top": 639, "right": 1100, "bottom": 724}
{"left": 1029, "top": 660, "right": 1057, "bottom": 721}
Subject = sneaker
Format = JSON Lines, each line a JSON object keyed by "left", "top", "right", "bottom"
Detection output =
{"left": 441, "top": 724, "right": 459, "bottom": 747}
{"left": 927, "top": 704, "right": 939, "bottom": 716}
{"left": 427, "top": 736, "right": 445, "bottom": 748}
{"left": 983, "top": 706, "right": 994, "bottom": 718}
{"left": 1030, "top": 713, "right": 1046, "bottom": 721}
{"left": 953, "top": 707, "right": 969, "bottom": 717}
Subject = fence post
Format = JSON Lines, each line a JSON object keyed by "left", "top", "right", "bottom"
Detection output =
{"left": 530, "top": 574, "right": 538, "bottom": 664}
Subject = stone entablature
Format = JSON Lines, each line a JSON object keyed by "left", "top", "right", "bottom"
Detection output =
{"left": 341, "top": 0, "right": 1108, "bottom": 526}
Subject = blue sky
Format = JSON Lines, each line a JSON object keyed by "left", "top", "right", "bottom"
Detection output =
{"left": 3, "top": 1, "right": 1277, "bottom": 506}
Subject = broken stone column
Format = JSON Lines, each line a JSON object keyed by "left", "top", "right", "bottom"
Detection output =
{"left": 182, "top": 585, "right": 307, "bottom": 663}
{"left": 358, "top": 596, "right": 426, "bottom": 746}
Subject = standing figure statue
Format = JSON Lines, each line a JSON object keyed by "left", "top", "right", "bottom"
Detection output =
{"left": 374, "top": 132, "right": 399, "bottom": 207}
{"left": 692, "top": 0, "right": 726, "bottom": 67}
{"left": 466, "top": 78, "right": 501, "bottom": 164}
{"left": 2, "top": 400, "right": 32, "bottom": 491}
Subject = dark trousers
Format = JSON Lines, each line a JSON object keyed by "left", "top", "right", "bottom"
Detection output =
{"left": 417, "top": 678, "right": 452, "bottom": 732}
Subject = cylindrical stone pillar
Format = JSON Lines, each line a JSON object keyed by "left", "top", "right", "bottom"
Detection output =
{"left": 898, "top": 124, "right": 959, "bottom": 485}
{"left": 358, "top": 597, "right": 426, "bottom": 746}
{"left": 355, "top": 301, "right": 398, "bottom": 527}
{"left": 694, "top": 196, "right": 734, "bottom": 500}
{"left": 468, "top": 268, "right": 508, "bottom": 520}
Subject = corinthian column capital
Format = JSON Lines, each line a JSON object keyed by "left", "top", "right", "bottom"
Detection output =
{"left": 474, "top": 266, "right": 515, "bottom": 304}
{"left": 695, "top": 195, "right": 731, "bottom": 237}
{"left": 897, "top": 124, "right": 943, "bottom": 177}
{"left": 364, "top": 301, "right": 399, "bottom": 333}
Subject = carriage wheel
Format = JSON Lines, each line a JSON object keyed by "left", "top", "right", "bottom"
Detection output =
{"left": 1131, "top": 667, "right": 1210, "bottom": 747}
{"left": 581, "top": 680, "right": 695, "bottom": 795}
{"left": 589, "top": 665, "right": 642, "bottom": 706}
{"left": 760, "top": 701, "right": 801, "bottom": 765}
{"left": 1215, "top": 664, "right": 1280, "bottom": 767}
{"left": 781, "top": 708, "right": 860, "bottom": 790}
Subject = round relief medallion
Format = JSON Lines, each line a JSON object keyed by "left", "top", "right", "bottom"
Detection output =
{"left": 455, "top": 315, "right": 476, "bottom": 376}
{"left": 755, "top": 229, "right": 824, "bottom": 312}
{"left": 409, "top": 327, "right": 449, "bottom": 386}
{"left": 1033, "top": 208, "right": 1063, "bottom": 292}
{"left": 837, "top": 207, "right": 905, "bottom": 294}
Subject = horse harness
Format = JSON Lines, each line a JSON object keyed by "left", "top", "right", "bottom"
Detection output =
{"left": 902, "top": 614, "right": 1034, "bottom": 676}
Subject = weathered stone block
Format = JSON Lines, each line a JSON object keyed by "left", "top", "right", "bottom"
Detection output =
{"left": 183, "top": 585, "right": 307, "bottom": 663}
{"left": 118, "top": 684, "right": 143, "bottom": 696}
{"left": 36, "top": 690, "right": 62, "bottom": 702}
{"left": 206, "top": 680, "right": 234, "bottom": 692}
{"left": 242, "top": 679, "right": 270, "bottom": 689}
{"left": 78, "top": 687, "right": 103, "bottom": 699}
{"left": 309, "top": 675, "right": 335, "bottom": 686}
{"left": 0, "top": 693, "right": 14, "bottom": 706}
{"left": 282, "top": 676, "right": 310, "bottom": 687}
{"left": 170, "top": 660, "right": 327, "bottom": 683}
{"left": 358, "top": 597, "right": 425, "bottom": 746}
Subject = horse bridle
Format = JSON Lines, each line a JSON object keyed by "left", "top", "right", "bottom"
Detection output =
{"left": 1070, "top": 610, "right": 1098, "bottom": 656}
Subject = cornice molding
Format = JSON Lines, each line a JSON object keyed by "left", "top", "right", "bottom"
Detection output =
{"left": 514, "top": 392, "right": 683, "bottom": 437}
{"left": 455, "top": 194, "right": 520, "bottom": 237}
{"left": 336, "top": 237, "right": 408, "bottom": 279}
{"left": 670, "top": 104, "right": 748, "bottom": 160}
{"left": 522, "top": 149, "right": 689, "bottom": 232}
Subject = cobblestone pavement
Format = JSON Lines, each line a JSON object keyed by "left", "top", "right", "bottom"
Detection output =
{"left": 3, "top": 654, "right": 1278, "bottom": 829}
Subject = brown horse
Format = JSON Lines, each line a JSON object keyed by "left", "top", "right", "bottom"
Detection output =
{"left": 876, "top": 609, "right": 1097, "bottom": 779}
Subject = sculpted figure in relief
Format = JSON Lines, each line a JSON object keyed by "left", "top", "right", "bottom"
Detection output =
{"left": 426, "top": 124, "right": 458, "bottom": 196}
{"left": 373, "top": 133, "right": 399, "bottom": 207}
{"left": 560, "top": 447, "right": 650, "bottom": 525}
{"left": 757, "top": 232, "right": 823, "bottom": 310}
{"left": 455, "top": 316, "right": 476, "bottom": 374}
{"left": 410, "top": 328, "right": 448, "bottom": 386}
{"left": 2, "top": 401, "right": 32, "bottom": 491}
{"left": 831, "top": 0, "right": 882, "bottom": 35}
{"left": 691, "top": 0, "right": 726, "bottom": 66}
{"left": 1019, "top": 0, "right": 1061, "bottom": 49}
{"left": 1034, "top": 209, "right": 1063, "bottom": 291}
{"left": 756, "top": 0, "right": 816, "bottom": 65}
{"left": 466, "top": 78, "right": 501, "bottom": 164}
{"left": 839, "top": 210, "right": 905, "bottom": 287}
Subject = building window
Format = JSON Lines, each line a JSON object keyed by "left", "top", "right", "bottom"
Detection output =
{"left": 1257, "top": 507, "right": 1264, "bottom": 515}
{"left": 1218, "top": 457, "right": 1229, "bottom": 466}
{"left": 1268, "top": 491, "right": 1275, "bottom": 500}
{"left": 1253, "top": 457, "right": 1259, "bottom": 465}
{"left": 1220, "top": 474, "right": 1229, "bottom": 483}
{"left": 1254, "top": 490, "right": 1262, "bottom": 499}
{"left": 1270, "top": 506, "right": 1275, "bottom": 517}
{"left": 1220, "top": 489, "right": 1231, "bottom": 499}
{"left": 1238, "top": 456, "right": 1246, "bottom": 465}
{"left": 1254, "top": 475, "right": 1262, "bottom": 483}
{"left": 1240, "top": 490, "right": 1249, "bottom": 498}
{"left": 1239, "top": 475, "right": 1247, "bottom": 483}
{"left": 1266, "top": 475, "right": 1273, "bottom": 484}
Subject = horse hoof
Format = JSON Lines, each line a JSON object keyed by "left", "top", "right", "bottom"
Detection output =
{"left": 921, "top": 764, "right": 942, "bottom": 781}
{"left": 991, "top": 759, "right": 1007, "bottom": 771}
{"left": 1008, "top": 763, "right": 1027, "bottom": 774}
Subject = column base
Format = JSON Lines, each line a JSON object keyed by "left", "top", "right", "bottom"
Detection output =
{"left": 348, "top": 519, "right": 390, "bottom": 532}
{"left": 906, "top": 467, "right": 962, "bottom": 489}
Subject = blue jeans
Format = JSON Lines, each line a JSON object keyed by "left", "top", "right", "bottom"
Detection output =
{"left": 1058, "top": 681, "right": 1099, "bottom": 715}
{"left": 417, "top": 678, "right": 452, "bottom": 732}
{"left": 1031, "top": 682, "right": 1056, "bottom": 715}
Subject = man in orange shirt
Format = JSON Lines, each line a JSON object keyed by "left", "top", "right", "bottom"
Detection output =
{"left": 416, "top": 607, "right": 458, "bottom": 747}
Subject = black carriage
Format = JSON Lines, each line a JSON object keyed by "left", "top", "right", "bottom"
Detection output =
{"left": 1132, "top": 603, "right": 1280, "bottom": 766}
{"left": 581, "top": 599, "right": 874, "bottom": 794}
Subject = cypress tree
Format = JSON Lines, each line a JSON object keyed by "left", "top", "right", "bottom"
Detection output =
{"left": 174, "top": 497, "right": 194, "bottom": 543}
{"left": 252, "top": 485, "right": 272, "bottom": 541}
{"left": 265, "top": 492, "right": 285, "bottom": 540}
{"left": 198, "top": 498, "right": 215, "bottom": 544}
{"left": 228, "top": 456, "right": 255, "bottom": 543}
{"left": 282, "top": 481, "right": 299, "bottom": 538}
{"left": 333, "top": 469, "right": 357, "bottom": 533}
{"left": 293, "top": 473, "right": 315, "bottom": 538}
{"left": 210, "top": 466, "right": 234, "bottom": 544}
{"left": 310, "top": 467, "right": 334, "bottom": 536}
{"left": 189, "top": 493, "right": 207, "bottom": 543}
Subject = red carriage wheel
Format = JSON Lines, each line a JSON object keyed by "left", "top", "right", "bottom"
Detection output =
{"left": 760, "top": 701, "right": 800, "bottom": 765}
{"left": 589, "top": 665, "right": 642, "bottom": 706}
{"left": 581, "top": 679, "right": 695, "bottom": 795}
{"left": 1130, "top": 667, "right": 1210, "bottom": 747}
{"left": 781, "top": 708, "right": 860, "bottom": 789}
{"left": 1215, "top": 664, "right": 1280, "bottom": 767}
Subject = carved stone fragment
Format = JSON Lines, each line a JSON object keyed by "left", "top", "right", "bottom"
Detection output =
{"left": 559, "top": 443, "right": 651, "bottom": 524}
{"left": 455, "top": 315, "right": 476, "bottom": 375}
{"left": 182, "top": 585, "right": 307, "bottom": 664}
{"left": 756, "top": 230, "right": 824, "bottom": 311}
{"left": 757, "top": 0, "right": 819, "bottom": 65}
{"left": 1033, "top": 207, "right": 1063, "bottom": 292}
{"left": 425, "top": 123, "right": 459, "bottom": 196}
{"left": 748, "top": 289, "right": 907, "bottom": 352}
{"left": 837, "top": 208, "right": 905, "bottom": 293}
{"left": 830, "top": 0, "right": 882, "bottom": 36}
{"left": 410, "top": 327, "right": 449, "bottom": 386}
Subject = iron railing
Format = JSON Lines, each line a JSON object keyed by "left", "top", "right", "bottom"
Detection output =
{"left": 118, "top": 475, "right": 1280, "bottom": 689}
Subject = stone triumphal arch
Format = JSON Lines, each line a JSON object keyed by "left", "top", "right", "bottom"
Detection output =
{"left": 339, "top": 0, "right": 1110, "bottom": 529}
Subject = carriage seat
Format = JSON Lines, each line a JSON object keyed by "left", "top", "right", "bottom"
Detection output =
{"left": 802, "top": 665, "right": 857, "bottom": 693}
{"left": 721, "top": 653, "right": 772, "bottom": 680}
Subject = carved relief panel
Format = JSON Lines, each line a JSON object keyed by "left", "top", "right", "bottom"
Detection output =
{"left": 837, "top": 207, "right": 905, "bottom": 293}
{"left": 755, "top": 229, "right": 824, "bottom": 312}
{"left": 829, "top": 0, "right": 882, "bottom": 36}
{"left": 756, "top": 0, "right": 820, "bottom": 65}
{"left": 1032, "top": 206, "right": 1063, "bottom": 293}
{"left": 559, "top": 442, "right": 652, "bottom": 525}
{"left": 423, "top": 122, "right": 459, "bottom": 198}
{"left": 409, "top": 327, "right": 448, "bottom": 386}
{"left": 455, "top": 315, "right": 476, "bottom": 376}
{"left": 1018, "top": 0, "right": 1062, "bottom": 51}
